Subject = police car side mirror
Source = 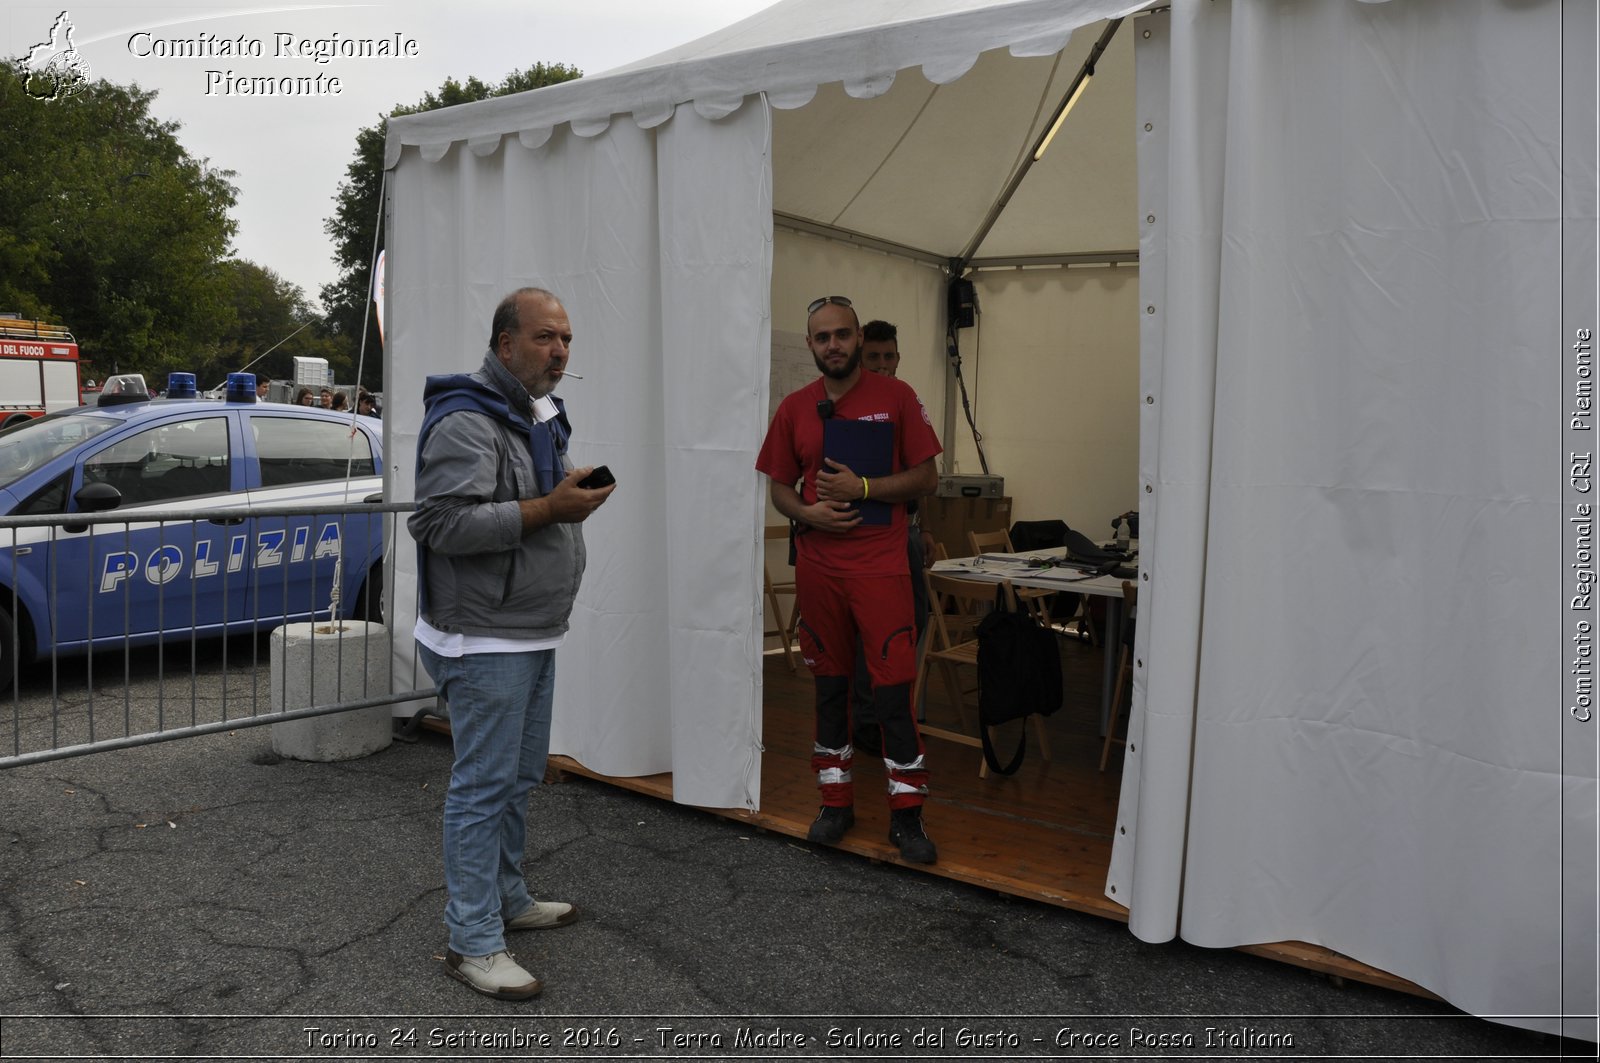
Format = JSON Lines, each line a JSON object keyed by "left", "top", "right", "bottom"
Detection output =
{"left": 63, "top": 481, "right": 123, "bottom": 533}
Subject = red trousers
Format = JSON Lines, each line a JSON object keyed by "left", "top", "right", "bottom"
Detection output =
{"left": 794, "top": 563, "right": 928, "bottom": 810}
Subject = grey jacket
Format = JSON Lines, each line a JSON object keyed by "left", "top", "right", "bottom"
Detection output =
{"left": 408, "top": 352, "right": 585, "bottom": 639}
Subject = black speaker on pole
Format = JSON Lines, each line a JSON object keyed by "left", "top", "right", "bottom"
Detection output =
{"left": 947, "top": 277, "right": 977, "bottom": 330}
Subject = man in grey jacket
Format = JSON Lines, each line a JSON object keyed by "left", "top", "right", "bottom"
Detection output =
{"left": 409, "top": 287, "right": 615, "bottom": 1000}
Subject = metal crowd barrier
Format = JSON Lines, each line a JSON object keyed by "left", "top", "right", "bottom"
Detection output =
{"left": 0, "top": 501, "right": 436, "bottom": 769}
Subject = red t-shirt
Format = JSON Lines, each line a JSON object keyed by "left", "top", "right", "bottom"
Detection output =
{"left": 756, "top": 371, "right": 942, "bottom": 577}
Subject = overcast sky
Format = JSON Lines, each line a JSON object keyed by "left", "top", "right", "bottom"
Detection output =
{"left": 5, "top": 0, "right": 774, "bottom": 304}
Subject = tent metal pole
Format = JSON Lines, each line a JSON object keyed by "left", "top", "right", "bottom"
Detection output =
{"left": 943, "top": 307, "right": 960, "bottom": 475}
{"left": 938, "top": 18, "right": 1123, "bottom": 477}
{"left": 951, "top": 18, "right": 1124, "bottom": 275}
{"left": 971, "top": 249, "right": 1139, "bottom": 269}
{"left": 772, "top": 212, "right": 946, "bottom": 268}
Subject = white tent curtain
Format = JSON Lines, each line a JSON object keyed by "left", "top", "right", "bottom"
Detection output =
{"left": 376, "top": 0, "right": 1596, "bottom": 1035}
{"left": 1112, "top": 0, "right": 1596, "bottom": 1038}
{"left": 384, "top": 102, "right": 774, "bottom": 810}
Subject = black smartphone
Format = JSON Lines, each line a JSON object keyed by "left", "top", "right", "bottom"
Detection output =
{"left": 577, "top": 465, "right": 615, "bottom": 489}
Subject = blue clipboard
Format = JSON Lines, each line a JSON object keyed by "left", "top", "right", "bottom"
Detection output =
{"left": 823, "top": 418, "right": 893, "bottom": 526}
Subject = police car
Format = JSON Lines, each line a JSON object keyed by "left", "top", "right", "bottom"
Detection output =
{"left": 0, "top": 372, "right": 384, "bottom": 689}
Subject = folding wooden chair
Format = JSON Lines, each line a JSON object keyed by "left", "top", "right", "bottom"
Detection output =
{"left": 763, "top": 525, "right": 800, "bottom": 671}
{"left": 967, "top": 527, "right": 1058, "bottom": 627}
{"left": 915, "top": 571, "right": 1052, "bottom": 778}
{"left": 1099, "top": 581, "right": 1137, "bottom": 771}
{"left": 968, "top": 526, "right": 1098, "bottom": 644}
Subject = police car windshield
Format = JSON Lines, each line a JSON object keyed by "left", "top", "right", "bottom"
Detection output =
{"left": 0, "top": 413, "right": 119, "bottom": 489}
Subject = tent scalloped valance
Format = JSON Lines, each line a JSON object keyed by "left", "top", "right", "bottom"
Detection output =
{"left": 383, "top": 28, "right": 1071, "bottom": 167}
{"left": 767, "top": 85, "right": 818, "bottom": 110}
{"left": 384, "top": 0, "right": 1150, "bottom": 168}
{"left": 633, "top": 101, "right": 677, "bottom": 129}
{"left": 842, "top": 71, "right": 896, "bottom": 99}
{"left": 1008, "top": 28, "right": 1075, "bottom": 58}
{"left": 692, "top": 95, "right": 748, "bottom": 121}
{"left": 920, "top": 53, "right": 980, "bottom": 84}
{"left": 391, "top": 95, "right": 754, "bottom": 163}
{"left": 518, "top": 127, "right": 554, "bottom": 150}
{"left": 570, "top": 115, "right": 613, "bottom": 138}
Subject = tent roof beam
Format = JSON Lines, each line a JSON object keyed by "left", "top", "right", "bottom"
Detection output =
{"left": 953, "top": 17, "right": 1125, "bottom": 274}
{"left": 773, "top": 215, "right": 1138, "bottom": 272}
{"left": 774, "top": 212, "right": 950, "bottom": 271}
{"left": 972, "top": 250, "right": 1140, "bottom": 269}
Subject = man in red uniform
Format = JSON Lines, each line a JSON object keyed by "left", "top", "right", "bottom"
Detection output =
{"left": 756, "top": 296, "right": 941, "bottom": 863}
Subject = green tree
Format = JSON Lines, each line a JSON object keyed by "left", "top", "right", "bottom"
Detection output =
{"left": 0, "top": 64, "right": 239, "bottom": 376}
{"left": 320, "top": 63, "right": 582, "bottom": 388}
{"left": 191, "top": 260, "right": 348, "bottom": 392}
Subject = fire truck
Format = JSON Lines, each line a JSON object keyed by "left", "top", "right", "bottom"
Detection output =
{"left": 0, "top": 317, "right": 83, "bottom": 429}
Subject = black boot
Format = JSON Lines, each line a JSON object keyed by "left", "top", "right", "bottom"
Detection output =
{"left": 888, "top": 806, "right": 937, "bottom": 864}
{"left": 807, "top": 805, "right": 855, "bottom": 844}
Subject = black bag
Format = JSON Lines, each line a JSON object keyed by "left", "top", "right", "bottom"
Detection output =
{"left": 976, "top": 586, "right": 1063, "bottom": 775}
{"left": 1063, "top": 527, "right": 1119, "bottom": 565}
{"left": 1009, "top": 519, "right": 1068, "bottom": 553}
{"left": 1009, "top": 518, "right": 1082, "bottom": 622}
{"left": 1011, "top": 517, "right": 1122, "bottom": 565}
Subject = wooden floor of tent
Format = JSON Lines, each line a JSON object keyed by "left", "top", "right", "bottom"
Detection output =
{"left": 548, "top": 632, "right": 1434, "bottom": 1001}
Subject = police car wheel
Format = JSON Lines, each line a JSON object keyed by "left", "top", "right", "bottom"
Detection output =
{"left": 350, "top": 561, "right": 384, "bottom": 624}
{"left": 0, "top": 608, "right": 16, "bottom": 695}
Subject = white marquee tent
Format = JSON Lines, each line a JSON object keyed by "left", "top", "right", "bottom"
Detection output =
{"left": 382, "top": 0, "right": 1597, "bottom": 1038}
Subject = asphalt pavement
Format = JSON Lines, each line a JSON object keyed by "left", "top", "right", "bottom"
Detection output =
{"left": 0, "top": 718, "right": 1576, "bottom": 1062}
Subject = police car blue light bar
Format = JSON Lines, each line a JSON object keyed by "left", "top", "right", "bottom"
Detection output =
{"left": 226, "top": 373, "right": 256, "bottom": 403}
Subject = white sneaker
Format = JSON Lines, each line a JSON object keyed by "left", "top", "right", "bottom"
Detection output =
{"left": 444, "top": 949, "right": 543, "bottom": 1000}
{"left": 505, "top": 900, "right": 580, "bottom": 931}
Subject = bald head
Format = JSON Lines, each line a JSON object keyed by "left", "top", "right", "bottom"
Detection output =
{"left": 490, "top": 287, "right": 564, "bottom": 349}
{"left": 492, "top": 287, "right": 573, "bottom": 399}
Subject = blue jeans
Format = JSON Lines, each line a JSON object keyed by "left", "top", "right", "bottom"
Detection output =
{"left": 417, "top": 644, "right": 555, "bottom": 957}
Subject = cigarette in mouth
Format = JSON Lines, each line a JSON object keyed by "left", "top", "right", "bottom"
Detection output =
{"left": 558, "top": 372, "right": 583, "bottom": 379}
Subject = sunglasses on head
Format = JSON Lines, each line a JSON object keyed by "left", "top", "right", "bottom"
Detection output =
{"left": 807, "top": 295, "right": 853, "bottom": 315}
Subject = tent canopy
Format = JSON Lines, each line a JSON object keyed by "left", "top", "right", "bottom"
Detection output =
{"left": 383, "top": 0, "right": 1595, "bottom": 1043}
{"left": 386, "top": 0, "right": 1145, "bottom": 262}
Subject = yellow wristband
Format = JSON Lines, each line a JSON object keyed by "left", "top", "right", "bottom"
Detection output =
{"left": 861, "top": 477, "right": 870, "bottom": 501}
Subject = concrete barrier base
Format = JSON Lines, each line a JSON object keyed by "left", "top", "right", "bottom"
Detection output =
{"left": 270, "top": 620, "right": 392, "bottom": 762}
